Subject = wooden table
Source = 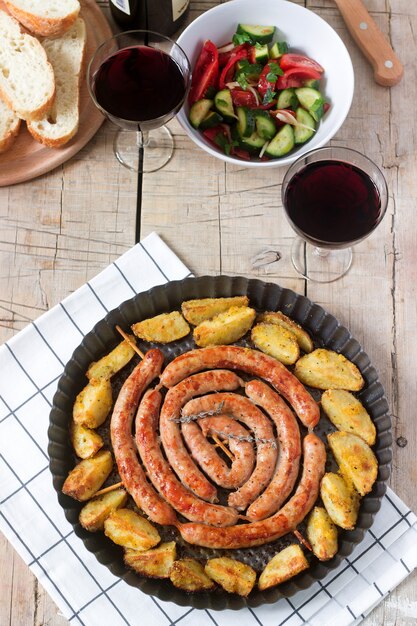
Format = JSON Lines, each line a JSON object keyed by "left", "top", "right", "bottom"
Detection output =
{"left": 1, "top": 1, "right": 416, "bottom": 624}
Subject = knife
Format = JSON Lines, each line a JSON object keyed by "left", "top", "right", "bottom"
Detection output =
{"left": 333, "top": 0, "right": 403, "bottom": 86}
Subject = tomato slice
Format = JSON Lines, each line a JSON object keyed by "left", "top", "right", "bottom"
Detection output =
{"left": 230, "top": 89, "right": 258, "bottom": 107}
{"left": 257, "top": 63, "right": 277, "bottom": 98}
{"left": 218, "top": 47, "right": 248, "bottom": 89}
{"left": 276, "top": 67, "right": 322, "bottom": 90}
{"left": 188, "top": 40, "right": 219, "bottom": 105}
{"left": 279, "top": 53, "right": 324, "bottom": 73}
{"left": 218, "top": 43, "right": 247, "bottom": 68}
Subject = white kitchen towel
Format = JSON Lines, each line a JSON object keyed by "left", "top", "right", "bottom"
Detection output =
{"left": 0, "top": 232, "right": 416, "bottom": 626}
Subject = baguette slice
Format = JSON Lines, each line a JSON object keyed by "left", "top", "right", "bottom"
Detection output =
{"left": 4, "top": 0, "right": 80, "bottom": 37}
{"left": 27, "top": 18, "right": 86, "bottom": 148}
{"left": 0, "top": 95, "right": 21, "bottom": 152}
{"left": 0, "top": 10, "right": 55, "bottom": 121}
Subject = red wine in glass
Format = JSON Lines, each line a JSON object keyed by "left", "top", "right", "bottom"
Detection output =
{"left": 281, "top": 147, "right": 388, "bottom": 282}
{"left": 284, "top": 160, "right": 382, "bottom": 247}
{"left": 92, "top": 45, "right": 187, "bottom": 130}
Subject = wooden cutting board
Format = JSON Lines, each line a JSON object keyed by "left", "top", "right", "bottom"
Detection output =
{"left": 0, "top": 0, "right": 113, "bottom": 187}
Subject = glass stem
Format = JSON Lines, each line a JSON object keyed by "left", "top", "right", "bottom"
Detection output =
{"left": 136, "top": 130, "right": 150, "bottom": 148}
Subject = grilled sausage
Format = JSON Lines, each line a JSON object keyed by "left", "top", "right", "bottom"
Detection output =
{"left": 176, "top": 433, "right": 326, "bottom": 549}
{"left": 159, "top": 369, "right": 244, "bottom": 503}
{"left": 110, "top": 349, "right": 177, "bottom": 526}
{"left": 245, "top": 379, "right": 301, "bottom": 520}
{"left": 135, "top": 388, "right": 239, "bottom": 527}
{"left": 182, "top": 392, "right": 278, "bottom": 511}
{"left": 160, "top": 346, "right": 320, "bottom": 429}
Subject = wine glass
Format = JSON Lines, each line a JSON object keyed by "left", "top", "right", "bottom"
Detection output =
{"left": 281, "top": 146, "right": 388, "bottom": 283}
{"left": 87, "top": 30, "right": 191, "bottom": 173}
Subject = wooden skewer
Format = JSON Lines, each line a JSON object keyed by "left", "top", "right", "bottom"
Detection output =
{"left": 115, "top": 324, "right": 145, "bottom": 359}
{"left": 94, "top": 481, "right": 124, "bottom": 497}
{"left": 211, "top": 433, "right": 235, "bottom": 461}
{"left": 293, "top": 528, "right": 313, "bottom": 552}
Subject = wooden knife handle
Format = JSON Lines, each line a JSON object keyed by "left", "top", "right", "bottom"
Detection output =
{"left": 333, "top": 0, "right": 403, "bottom": 86}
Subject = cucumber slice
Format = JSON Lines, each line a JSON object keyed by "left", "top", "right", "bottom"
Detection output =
{"left": 294, "top": 108, "right": 316, "bottom": 144}
{"left": 277, "top": 88, "right": 298, "bottom": 110}
{"left": 295, "top": 87, "right": 324, "bottom": 122}
{"left": 269, "top": 41, "right": 288, "bottom": 59}
{"left": 199, "top": 111, "right": 223, "bottom": 130}
{"left": 265, "top": 124, "right": 295, "bottom": 157}
{"left": 303, "top": 78, "right": 320, "bottom": 90}
{"left": 240, "top": 130, "right": 266, "bottom": 153}
{"left": 236, "top": 107, "right": 255, "bottom": 137}
{"left": 189, "top": 98, "right": 214, "bottom": 129}
{"left": 236, "top": 24, "right": 276, "bottom": 44}
{"left": 254, "top": 111, "right": 276, "bottom": 139}
{"left": 214, "top": 89, "right": 236, "bottom": 123}
{"left": 253, "top": 44, "right": 269, "bottom": 65}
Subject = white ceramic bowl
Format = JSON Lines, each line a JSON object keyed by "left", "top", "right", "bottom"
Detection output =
{"left": 177, "top": 0, "right": 354, "bottom": 168}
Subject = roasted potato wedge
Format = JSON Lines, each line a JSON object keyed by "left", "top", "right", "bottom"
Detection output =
{"left": 70, "top": 422, "right": 104, "bottom": 459}
{"left": 193, "top": 305, "right": 256, "bottom": 347}
{"left": 258, "top": 544, "right": 309, "bottom": 590}
{"left": 72, "top": 378, "right": 113, "bottom": 428}
{"left": 204, "top": 557, "right": 256, "bottom": 597}
{"left": 294, "top": 349, "right": 364, "bottom": 391}
{"left": 306, "top": 506, "right": 338, "bottom": 561}
{"left": 104, "top": 508, "right": 160, "bottom": 551}
{"left": 87, "top": 338, "right": 136, "bottom": 380}
{"left": 131, "top": 311, "right": 190, "bottom": 343}
{"left": 257, "top": 311, "right": 314, "bottom": 353}
{"left": 320, "top": 472, "right": 360, "bottom": 529}
{"left": 62, "top": 450, "right": 113, "bottom": 501}
{"left": 181, "top": 296, "right": 249, "bottom": 325}
{"left": 79, "top": 488, "right": 128, "bottom": 532}
{"left": 251, "top": 322, "right": 300, "bottom": 365}
{"left": 124, "top": 541, "right": 177, "bottom": 578}
{"left": 328, "top": 431, "right": 378, "bottom": 496}
{"left": 169, "top": 558, "right": 216, "bottom": 592}
{"left": 321, "top": 389, "right": 376, "bottom": 445}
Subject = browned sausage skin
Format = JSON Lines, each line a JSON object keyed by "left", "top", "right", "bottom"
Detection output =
{"left": 182, "top": 415, "right": 255, "bottom": 490}
{"left": 110, "top": 349, "right": 177, "bottom": 526}
{"left": 176, "top": 433, "right": 326, "bottom": 549}
{"left": 245, "top": 379, "right": 302, "bottom": 520}
{"left": 136, "top": 388, "right": 239, "bottom": 527}
{"left": 160, "top": 346, "right": 320, "bottom": 429}
{"left": 182, "top": 392, "right": 278, "bottom": 511}
{"left": 159, "top": 369, "right": 244, "bottom": 503}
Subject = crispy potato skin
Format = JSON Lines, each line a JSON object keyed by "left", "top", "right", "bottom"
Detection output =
{"left": 181, "top": 296, "right": 249, "bottom": 325}
{"left": 79, "top": 488, "right": 128, "bottom": 532}
{"left": 328, "top": 432, "right": 378, "bottom": 496}
{"left": 104, "top": 508, "right": 160, "bottom": 551}
{"left": 70, "top": 422, "right": 103, "bottom": 459}
{"left": 257, "top": 311, "right": 314, "bottom": 353}
{"left": 294, "top": 349, "right": 364, "bottom": 391}
{"left": 193, "top": 305, "right": 256, "bottom": 347}
{"left": 320, "top": 472, "right": 360, "bottom": 529}
{"left": 131, "top": 311, "right": 190, "bottom": 343}
{"left": 251, "top": 322, "right": 300, "bottom": 365}
{"left": 306, "top": 506, "right": 338, "bottom": 561}
{"left": 124, "top": 541, "right": 177, "bottom": 578}
{"left": 87, "top": 338, "right": 136, "bottom": 380}
{"left": 321, "top": 390, "right": 376, "bottom": 445}
{"left": 258, "top": 544, "right": 309, "bottom": 590}
{"left": 72, "top": 378, "right": 113, "bottom": 428}
{"left": 169, "top": 558, "right": 216, "bottom": 592}
{"left": 62, "top": 450, "right": 113, "bottom": 501}
{"left": 204, "top": 557, "right": 256, "bottom": 596}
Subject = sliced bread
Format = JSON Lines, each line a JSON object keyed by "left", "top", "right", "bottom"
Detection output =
{"left": 4, "top": 0, "right": 80, "bottom": 37}
{"left": 0, "top": 95, "right": 21, "bottom": 153}
{"left": 27, "top": 17, "right": 86, "bottom": 148}
{"left": 0, "top": 10, "right": 55, "bottom": 121}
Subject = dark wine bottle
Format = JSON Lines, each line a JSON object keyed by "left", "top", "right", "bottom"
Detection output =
{"left": 109, "top": 0, "right": 190, "bottom": 37}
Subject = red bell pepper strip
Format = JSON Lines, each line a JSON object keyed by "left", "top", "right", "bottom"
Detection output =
{"left": 218, "top": 47, "right": 248, "bottom": 89}
{"left": 218, "top": 43, "right": 247, "bottom": 67}
{"left": 257, "top": 62, "right": 281, "bottom": 99}
{"left": 276, "top": 67, "right": 322, "bottom": 90}
{"left": 279, "top": 53, "right": 324, "bottom": 74}
{"left": 188, "top": 40, "right": 219, "bottom": 105}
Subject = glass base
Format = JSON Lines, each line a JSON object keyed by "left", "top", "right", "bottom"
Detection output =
{"left": 114, "top": 126, "right": 174, "bottom": 173}
{"left": 291, "top": 238, "right": 353, "bottom": 283}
